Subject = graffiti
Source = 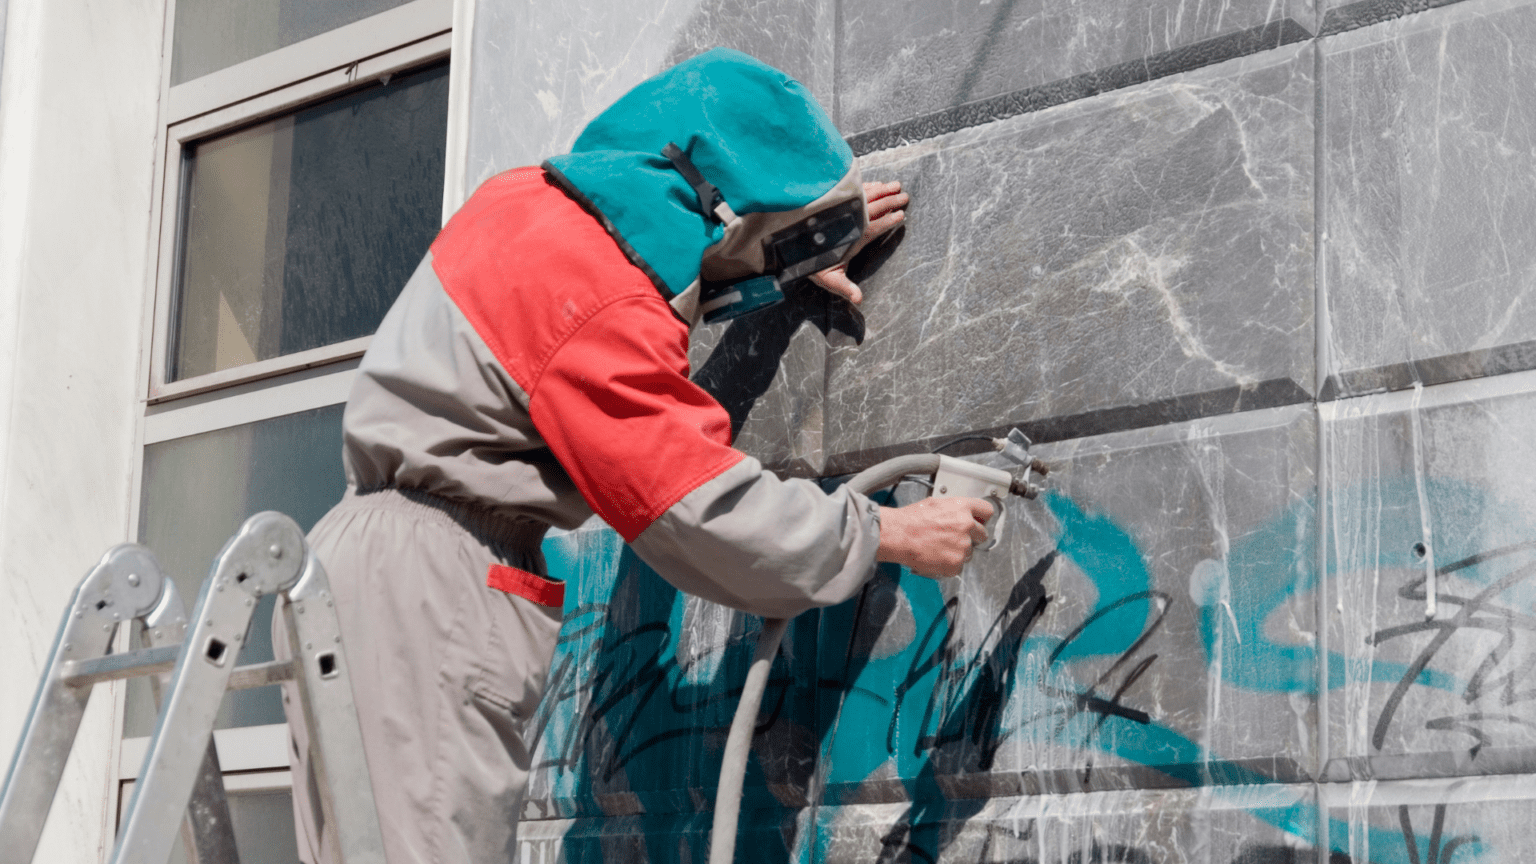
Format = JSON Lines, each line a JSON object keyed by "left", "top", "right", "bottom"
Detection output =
{"left": 1369, "top": 541, "right": 1536, "bottom": 756}
{"left": 529, "top": 602, "right": 797, "bottom": 783}
{"left": 521, "top": 468, "right": 1532, "bottom": 863}
{"left": 880, "top": 558, "right": 1164, "bottom": 773}
{"left": 886, "top": 554, "right": 1054, "bottom": 763}
{"left": 1397, "top": 804, "right": 1480, "bottom": 864}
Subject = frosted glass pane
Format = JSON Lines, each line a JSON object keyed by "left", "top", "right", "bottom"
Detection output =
{"left": 230, "top": 791, "right": 302, "bottom": 864}
{"left": 120, "top": 788, "right": 301, "bottom": 864}
{"left": 128, "top": 405, "right": 346, "bottom": 736}
{"left": 170, "top": 62, "right": 447, "bottom": 382}
{"left": 171, "top": 0, "right": 413, "bottom": 85}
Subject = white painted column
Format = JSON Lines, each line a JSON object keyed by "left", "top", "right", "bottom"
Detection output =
{"left": 0, "top": 0, "right": 168, "bottom": 860}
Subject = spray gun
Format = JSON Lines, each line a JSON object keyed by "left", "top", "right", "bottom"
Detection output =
{"left": 708, "top": 429, "right": 1048, "bottom": 864}
{"left": 930, "top": 428, "right": 1049, "bottom": 552}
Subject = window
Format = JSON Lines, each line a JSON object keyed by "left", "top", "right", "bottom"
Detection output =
{"left": 123, "top": 0, "right": 462, "bottom": 857}
{"left": 168, "top": 62, "right": 448, "bottom": 383}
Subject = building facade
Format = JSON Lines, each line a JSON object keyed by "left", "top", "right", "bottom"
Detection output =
{"left": 5, "top": 0, "right": 1536, "bottom": 861}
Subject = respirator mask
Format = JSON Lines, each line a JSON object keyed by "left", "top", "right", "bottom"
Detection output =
{"left": 664, "top": 143, "right": 866, "bottom": 324}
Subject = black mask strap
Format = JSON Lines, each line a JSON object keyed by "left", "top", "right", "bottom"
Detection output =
{"left": 662, "top": 142, "right": 734, "bottom": 224}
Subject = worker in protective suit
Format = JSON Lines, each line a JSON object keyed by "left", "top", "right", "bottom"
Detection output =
{"left": 275, "top": 47, "right": 993, "bottom": 864}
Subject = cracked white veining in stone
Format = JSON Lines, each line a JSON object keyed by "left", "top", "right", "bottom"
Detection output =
{"left": 838, "top": 0, "right": 1313, "bottom": 136}
{"left": 825, "top": 44, "right": 1313, "bottom": 458}
{"left": 1324, "top": 0, "right": 1536, "bottom": 394}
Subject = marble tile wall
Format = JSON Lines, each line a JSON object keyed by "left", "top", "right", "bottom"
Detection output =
{"left": 827, "top": 44, "right": 1315, "bottom": 469}
{"left": 1323, "top": 773, "right": 1536, "bottom": 863}
{"left": 1323, "top": 371, "right": 1536, "bottom": 781}
{"left": 463, "top": 0, "right": 1536, "bottom": 859}
{"left": 1322, "top": 0, "right": 1536, "bottom": 396}
{"left": 839, "top": 0, "right": 1317, "bottom": 139}
{"left": 820, "top": 405, "right": 1318, "bottom": 807}
{"left": 465, "top": 0, "right": 834, "bottom": 184}
{"left": 814, "top": 785, "right": 1323, "bottom": 863}
{"left": 516, "top": 783, "right": 1330, "bottom": 863}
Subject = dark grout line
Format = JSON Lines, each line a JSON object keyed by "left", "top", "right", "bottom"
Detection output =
{"left": 1321, "top": 339, "right": 1536, "bottom": 401}
{"left": 844, "top": 18, "right": 1314, "bottom": 157}
{"left": 1318, "top": 0, "right": 1476, "bottom": 37}
{"left": 816, "top": 377, "right": 1314, "bottom": 478}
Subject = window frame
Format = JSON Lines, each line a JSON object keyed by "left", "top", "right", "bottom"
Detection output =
{"left": 120, "top": 0, "right": 469, "bottom": 824}
{"left": 146, "top": 4, "right": 453, "bottom": 402}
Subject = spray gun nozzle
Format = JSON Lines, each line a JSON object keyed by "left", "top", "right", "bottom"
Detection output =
{"left": 1008, "top": 477, "right": 1042, "bottom": 500}
{"left": 994, "top": 428, "right": 1050, "bottom": 480}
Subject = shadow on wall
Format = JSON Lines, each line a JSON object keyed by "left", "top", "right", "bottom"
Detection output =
{"left": 692, "top": 230, "right": 900, "bottom": 439}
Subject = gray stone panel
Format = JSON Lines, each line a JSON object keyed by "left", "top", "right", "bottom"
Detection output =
{"left": 1323, "top": 774, "right": 1536, "bottom": 864}
{"left": 516, "top": 786, "right": 1332, "bottom": 863}
{"left": 838, "top": 0, "right": 1317, "bottom": 139}
{"left": 826, "top": 46, "right": 1315, "bottom": 469}
{"left": 817, "top": 405, "right": 1317, "bottom": 803}
{"left": 466, "top": 0, "right": 834, "bottom": 184}
{"left": 1323, "top": 372, "right": 1536, "bottom": 778}
{"left": 815, "top": 785, "right": 1321, "bottom": 863}
{"left": 1322, "top": 0, "right": 1536, "bottom": 397}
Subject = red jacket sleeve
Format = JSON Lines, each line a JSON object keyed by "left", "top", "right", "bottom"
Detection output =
{"left": 526, "top": 295, "right": 744, "bottom": 541}
{"left": 429, "top": 168, "right": 744, "bottom": 541}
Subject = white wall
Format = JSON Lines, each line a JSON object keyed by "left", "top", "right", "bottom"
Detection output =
{"left": 0, "top": 0, "right": 167, "bottom": 860}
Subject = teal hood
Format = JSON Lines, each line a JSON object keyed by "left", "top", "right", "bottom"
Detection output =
{"left": 543, "top": 48, "right": 864, "bottom": 323}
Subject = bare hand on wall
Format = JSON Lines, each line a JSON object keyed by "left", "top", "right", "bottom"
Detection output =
{"left": 876, "top": 496, "right": 994, "bottom": 578}
{"left": 811, "top": 180, "right": 909, "bottom": 305}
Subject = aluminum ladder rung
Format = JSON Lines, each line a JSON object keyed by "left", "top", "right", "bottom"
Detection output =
{"left": 0, "top": 545, "right": 238, "bottom": 864}
{"left": 60, "top": 649, "right": 297, "bottom": 691}
{"left": 112, "top": 511, "right": 383, "bottom": 864}
{"left": 2, "top": 511, "right": 383, "bottom": 864}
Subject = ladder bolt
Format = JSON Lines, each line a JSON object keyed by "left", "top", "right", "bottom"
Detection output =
{"left": 269, "top": 544, "right": 283, "bottom": 559}
{"left": 127, "top": 573, "right": 140, "bottom": 587}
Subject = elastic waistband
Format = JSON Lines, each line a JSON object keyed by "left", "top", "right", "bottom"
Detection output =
{"left": 339, "top": 486, "right": 550, "bottom": 555}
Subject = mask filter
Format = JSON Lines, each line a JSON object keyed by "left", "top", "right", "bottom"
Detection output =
{"left": 763, "top": 197, "right": 864, "bottom": 283}
{"left": 663, "top": 141, "right": 866, "bottom": 324}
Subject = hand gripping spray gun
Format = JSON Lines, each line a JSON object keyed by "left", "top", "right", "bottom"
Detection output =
{"left": 708, "top": 429, "right": 1048, "bottom": 864}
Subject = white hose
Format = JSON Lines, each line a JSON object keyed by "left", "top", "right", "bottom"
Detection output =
{"left": 707, "top": 453, "right": 942, "bottom": 864}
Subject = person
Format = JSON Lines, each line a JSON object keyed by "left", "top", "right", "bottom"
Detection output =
{"left": 274, "top": 48, "right": 993, "bottom": 864}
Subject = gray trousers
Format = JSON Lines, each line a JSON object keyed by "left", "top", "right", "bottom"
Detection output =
{"left": 274, "top": 487, "right": 564, "bottom": 864}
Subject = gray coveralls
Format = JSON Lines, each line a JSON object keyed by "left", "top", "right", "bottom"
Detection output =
{"left": 275, "top": 237, "right": 882, "bottom": 862}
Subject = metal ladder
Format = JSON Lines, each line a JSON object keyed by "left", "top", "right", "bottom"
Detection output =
{"left": 0, "top": 511, "right": 384, "bottom": 864}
